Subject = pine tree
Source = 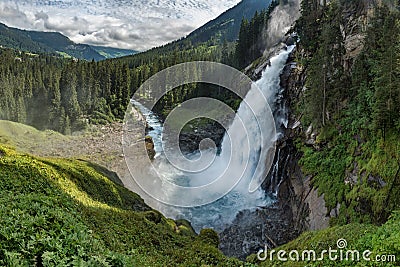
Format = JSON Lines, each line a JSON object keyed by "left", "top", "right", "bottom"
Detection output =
{"left": 60, "top": 63, "right": 81, "bottom": 129}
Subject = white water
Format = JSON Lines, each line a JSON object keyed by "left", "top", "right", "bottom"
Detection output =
{"left": 134, "top": 46, "right": 294, "bottom": 232}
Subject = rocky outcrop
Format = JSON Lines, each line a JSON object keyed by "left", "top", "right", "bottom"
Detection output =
{"left": 276, "top": 47, "right": 336, "bottom": 232}
{"left": 274, "top": 0, "right": 376, "bottom": 233}
{"left": 177, "top": 120, "right": 228, "bottom": 154}
{"left": 340, "top": 1, "right": 374, "bottom": 71}
{"left": 219, "top": 204, "right": 299, "bottom": 260}
{"left": 145, "top": 136, "right": 156, "bottom": 160}
{"left": 264, "top": 0, "right": 301, "bottom": 52}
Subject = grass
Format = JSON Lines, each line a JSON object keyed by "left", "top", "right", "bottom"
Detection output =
{"left": 248, "top": 212, "right": 400, "bottom": 266}
{"left": 298, "top": 125, "right": 400, "bottom": 225}
{"left": 0, "top": 145, "right": 247, "bottom": 266}
{"left": 56, "top": 51, "right": 73, "bottom": 59}
{"left": 0, "top": 120, "right": 69, "bottom": 151}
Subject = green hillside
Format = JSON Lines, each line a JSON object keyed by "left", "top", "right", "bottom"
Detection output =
{"left": 26, "top": 31, "right": 104, "bottom": 61}
{"left": 0, "top": 23, "right": 53, "bottom": 54}
{"left": 248, "top": 213, "right": 400, "bottom": 266}
{"left": 90, "top": 45, "right": 138, "bottom": 59}
{"left": 0, "top": 22, "right": 139, "bottom": 61}
{"left": 0, "top": 145, "right": 245, "bottom": 266}
{"left": 0, "top": 23, "right": 105, "bottom": 61}
{"left": 185, "top": 0, "right": 272, "bottom": 44}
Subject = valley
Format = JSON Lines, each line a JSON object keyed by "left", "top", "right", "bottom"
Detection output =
{"left": 0, "top": 0, "right": 399, "bottom": 266}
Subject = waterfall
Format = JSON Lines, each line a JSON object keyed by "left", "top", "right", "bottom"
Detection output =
{"left": 131, "top": 45, "right": 294, "bottom": 232}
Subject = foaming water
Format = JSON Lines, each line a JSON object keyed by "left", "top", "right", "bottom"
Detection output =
{"left": 134, "top": 46, "right": 294, "bottom": 232}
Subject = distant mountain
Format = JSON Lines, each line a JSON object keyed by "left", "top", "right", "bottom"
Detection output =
{"left": 185, "top": 0, "right": 272, "bottom": 44}
{"left": 0, "top": 23, "right": 53, "bottom": 54}
{"left": 116, "top": 0, "right": 272, "bottom": 63}
{"left": 0, "top": 23, "right": 136, "bottom": 61}
{"left": 90, "top": 45, "right": 138, "bottom": 59}
{"left": 26, "top": 30, "right": 105, "bottom": 61}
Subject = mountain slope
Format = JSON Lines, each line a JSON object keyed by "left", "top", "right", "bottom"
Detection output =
{"left": 116, "top": 0, "right": 272, "bottom": 62}
{"left": 0, "top": 23, "right": 53, "bottom": 53}
{"left": 0, "top": 145, "right": 243, "bottom": 266}
{"left": 0, "top": 22, "right": 104, "bottom": 60}
{"left": 90, "top": 45, "right": 138, "bottom": 58}
{"left": 0, "top": 23, "right": 136, "bottom": 60}
{"left": 185, "top": 0, "right": 272, "bottom": 44}
{"left": 26, "top": 30, "right": 105, "bottom": 61}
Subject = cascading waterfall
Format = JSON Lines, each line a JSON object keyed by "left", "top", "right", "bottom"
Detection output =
{"left": 134, "top": 45, "right": 294, "bottom": 232}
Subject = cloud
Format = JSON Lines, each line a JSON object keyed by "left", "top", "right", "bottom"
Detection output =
{"left": 34, "top": 11, "right": 48, "bottom": 21}
{"left": 0, "top": 3, "right": 32, "bottom": 29}
{"left": 0, "top": 0, "right": 241, "bottom": 51}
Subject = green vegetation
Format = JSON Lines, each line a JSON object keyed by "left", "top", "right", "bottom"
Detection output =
{"left": 0, "top": 145, "right": 248, "bottom": 266}
{"left": 0, "top": 48, "right": 131, "bottom": 133}
{"left": 0, "top": 0, "right": 274, "bottom": 134}
{"left": 90, "top": 45, "right": 138, "bottom": 59}
{"left": 248, "top": 211, "right": 400, "bottom": 266}
{"left": 293, "top": 0, "right": 400, "bottom": 225}
{"left": 0, "top": 120, "right": 69, "bottom": 151}
{"left": 235, "top": 1, "right": 279, "bottom": 69}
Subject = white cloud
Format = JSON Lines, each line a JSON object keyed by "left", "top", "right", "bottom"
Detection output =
{"left": 0, "top": 0, "right": 241, "bottom": 51}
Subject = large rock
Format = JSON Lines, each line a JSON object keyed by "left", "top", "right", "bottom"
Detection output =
{"left": 145, "top": 136, "right": 156, "bottom": 160}
{"left": 219, "top": 206, "right": 299, "bottom": 260}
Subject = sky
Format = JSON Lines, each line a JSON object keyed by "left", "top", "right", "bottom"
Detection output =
{"left": 0, "top": 0, "right": 241, "bottom": 51}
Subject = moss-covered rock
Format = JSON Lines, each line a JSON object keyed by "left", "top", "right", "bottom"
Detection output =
{"left": 175, "top": 219, "right": 196, "bottom": 236}
{"left": 198, "top": 228, "right": 220, "bottom": 248}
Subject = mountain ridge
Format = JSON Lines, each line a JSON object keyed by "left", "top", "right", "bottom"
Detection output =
{"left": 0, "top": 22, "right": 137, "bottom": 60}
{"left": 184, "top": 0, "right": 272, "bottom": 44}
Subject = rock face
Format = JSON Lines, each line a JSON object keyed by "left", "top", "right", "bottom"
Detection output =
{"left": 278, "top": 49, "right": 327, "bottom": 230}
{"left": 219, "top": 205, "right": 299, "bottom": 260}
{"left": 177, "top": 120, "right": 228, "bottom": 154}
{"left": 265, "top": 0, "right": 301, "bottom": 51}
{"left": 219, "top": 44, "right": 327, "bottom": 260}
{"left": 145, "top": 136, "right": 156, "bottom": 160}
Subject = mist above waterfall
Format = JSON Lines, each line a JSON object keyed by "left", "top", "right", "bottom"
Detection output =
{"left": 126, "top": 46, "right": 295, "bottom": 232}
{"left": 263, "top": 0, "right": 301, "bottom": 54}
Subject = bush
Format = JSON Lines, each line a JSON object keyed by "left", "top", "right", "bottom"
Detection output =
{"left": 198, "top": 229, "right": 220, "bottom": 248}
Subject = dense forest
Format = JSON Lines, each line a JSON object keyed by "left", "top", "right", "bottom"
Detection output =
{"left": 293, "top": 0, "right": 400, "bottom": 225}
{"left": 1, "top": 0, "right": 400, "bottom": 265}
{"left": 0, "top": 1, "right": 277, "bottom": 133}
{"left": 0, "top": 44, "right": 229, "bottom": 133}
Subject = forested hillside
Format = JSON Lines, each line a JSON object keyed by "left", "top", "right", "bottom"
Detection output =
{"left": 177, "top": 0, "right": 272, "bottom": 45}
{"left": 292, "top": 0, "right": 400, "bottom": 225}
{"left": 0, "top": 23, "right": 137, "bottom": 61}
{"left": 0, "top": 1, "right": 277, "bottom": 133}
{"left": 0, "top": 0, "right": 400, "bottom": 265}
{"left": 0, "top": 23, "right": 104, "bottom": 61}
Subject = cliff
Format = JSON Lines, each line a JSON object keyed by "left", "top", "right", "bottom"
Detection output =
{"left": 219, "top": 0, "right": 399, "bottom": 260}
